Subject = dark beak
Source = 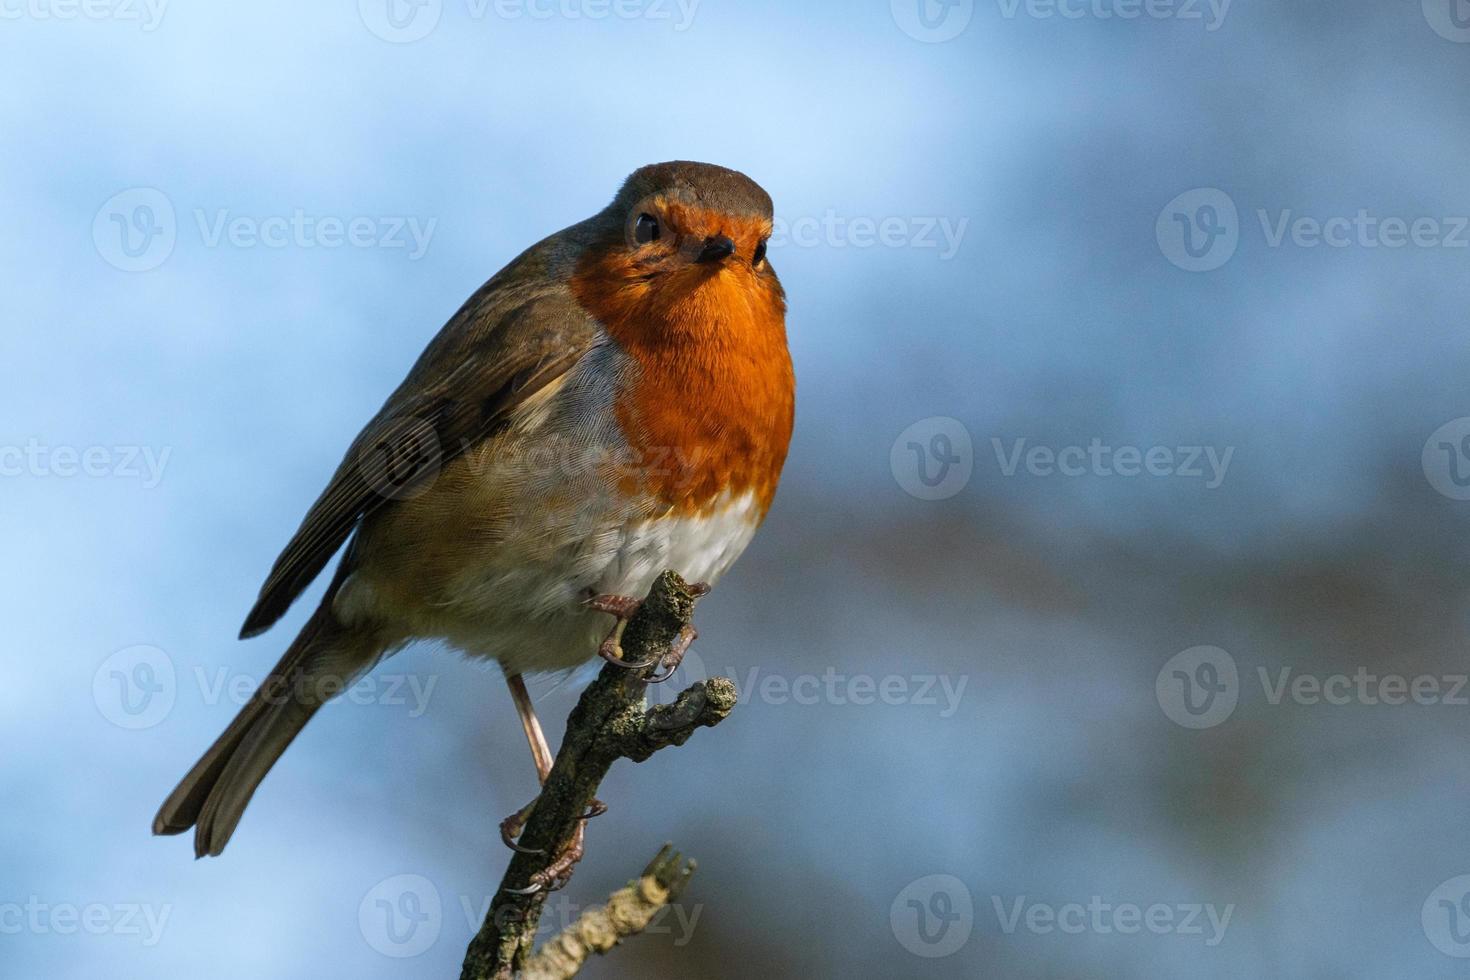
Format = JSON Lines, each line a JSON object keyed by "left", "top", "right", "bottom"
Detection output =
{"left": 696, "top": 235, "right": 736, "bottom": 263}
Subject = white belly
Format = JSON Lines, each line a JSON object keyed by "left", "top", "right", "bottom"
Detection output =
{"left": 384, "top": 491, "right": 763, "bottom": 676}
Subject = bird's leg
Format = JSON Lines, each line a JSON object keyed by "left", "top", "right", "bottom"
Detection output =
{"left": 500, "top": 673, "right": 553, "bottom": 854}
{"left": 499, "top": 673, "right": 606, "bottom": 886}
{"left": 587, "top": 583, "right": 710, "bottom": 679}
{"left": 502, "top": 582, "right": 712, "bottom": 891}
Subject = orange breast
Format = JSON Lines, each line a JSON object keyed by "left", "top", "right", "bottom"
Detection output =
{"left": 570, "top": 226, "right": 795, "bottom": 518}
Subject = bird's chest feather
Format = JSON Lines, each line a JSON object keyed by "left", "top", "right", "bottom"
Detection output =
{"left": 571, "top": 240, "right": 796, "bottom": 522}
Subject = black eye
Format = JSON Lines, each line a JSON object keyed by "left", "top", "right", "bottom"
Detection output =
{"left": 753, "top": 238, "right": 768, "bottom": 265}
{"left": 635, "top": 213, "right": 660, "bottom": 244}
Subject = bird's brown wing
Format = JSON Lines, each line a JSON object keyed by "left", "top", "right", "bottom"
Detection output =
{"left": 238, "top": 272, "right": 599, "bottom": 639}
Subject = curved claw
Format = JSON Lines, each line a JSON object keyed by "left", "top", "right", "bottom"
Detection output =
{"left": 502, "top": 881, "right": 544, "bottom": 896}
{"left": 641, "top": 624, "right": 698, "bottom": 685}
{"left": 643, "top": 661, "right": 678, "bottom": 684}
{"left": 598, "top": 643, "right": 657, "bottom": 670}
{"left": 582, "top": 799, "right": 608, "bottom": 821}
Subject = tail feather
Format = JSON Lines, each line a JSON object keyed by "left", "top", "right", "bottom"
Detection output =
{"left": 152, "top": 602, "right": 380, "bottom": 857}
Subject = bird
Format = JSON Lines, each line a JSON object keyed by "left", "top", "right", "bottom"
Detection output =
{"left": 152, "top": 161, "right": 795, "bottom": 887}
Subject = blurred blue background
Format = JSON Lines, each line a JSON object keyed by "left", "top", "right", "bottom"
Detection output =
{"left": 6, "top": 0, "right": 1470, "bottom": 976}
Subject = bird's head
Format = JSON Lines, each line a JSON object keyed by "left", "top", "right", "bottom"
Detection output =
{"left": 572, "top": 161, "right": 785, "bottom": 347}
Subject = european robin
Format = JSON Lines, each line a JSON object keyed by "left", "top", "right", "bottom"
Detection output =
{"left": 153, "top": 162, "right": 794, "bottom": 883}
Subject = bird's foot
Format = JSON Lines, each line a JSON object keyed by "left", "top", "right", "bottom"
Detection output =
{"left": 500, "top": 796, "right": 606, "bottom": 857}
{"left": 645, "top": 623, "right": 698, "bottom": 683}
{"left": 586, "top": 593, "right": 656, "bottom": 668}
{"left": 501, "top": 799, "right": 607, "bottom": 895}
{"left": 499, "top": 798, "right": 542, "bottom": 855}
{"left": 586, "top": 584, "right": 710, "bottom": 680}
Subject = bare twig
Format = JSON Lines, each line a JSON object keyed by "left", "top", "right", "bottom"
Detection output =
{"left": 459, "top": 570, "right": 738, "bottom": 980}
{"left": 517, "top": 845, "right": 696, "bottom": 980}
